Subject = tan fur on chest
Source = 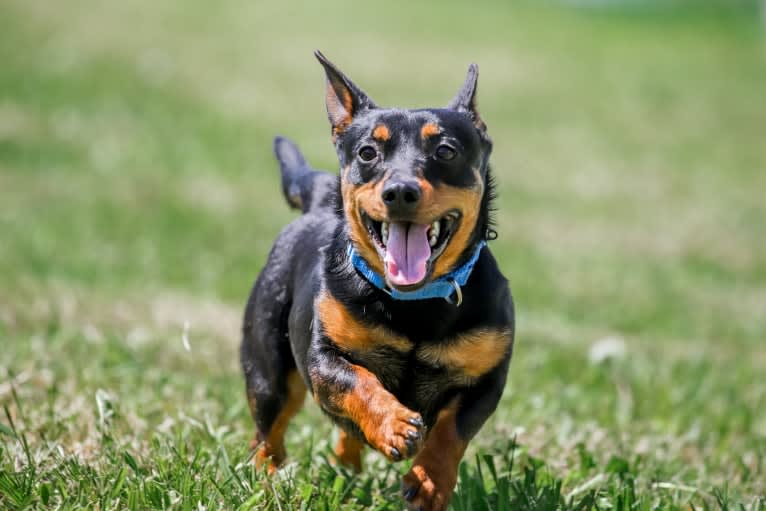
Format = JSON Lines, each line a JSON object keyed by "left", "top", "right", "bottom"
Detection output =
{"left": 415, "top": 328, "right": 513, "bottom": 378}
{"left": 317, "top": 293, "right": 512, "bottom": 379}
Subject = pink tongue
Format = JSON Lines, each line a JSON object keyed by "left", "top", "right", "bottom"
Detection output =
{"left": 384, "top": 222, "right": 431, "bottom": 286}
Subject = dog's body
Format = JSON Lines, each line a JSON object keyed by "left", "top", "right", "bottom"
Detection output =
{"left": 241, "top": 52, "right": 514, "bottom": 510}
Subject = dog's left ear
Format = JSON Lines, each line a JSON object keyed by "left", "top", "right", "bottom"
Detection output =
{"left": 315, "top": 50, "right": 377, "bottom": 137}
{"left": 447, "top": 64, "right": 487, "bottom": 133}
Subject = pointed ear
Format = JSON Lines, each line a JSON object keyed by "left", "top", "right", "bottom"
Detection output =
{"left": 314, "top": 50, "right": 377, "bottom": 136}
{"left": 447, "top": 63, "right": 486, "bottom": 132}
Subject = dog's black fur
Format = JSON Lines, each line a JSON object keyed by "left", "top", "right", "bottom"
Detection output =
{"left": 241, "top": 51, "right": 514, "bottom": 511}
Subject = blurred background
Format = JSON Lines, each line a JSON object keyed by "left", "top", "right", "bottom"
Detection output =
{"left": 1, "top": 0, "right": 765, "bottom": 508}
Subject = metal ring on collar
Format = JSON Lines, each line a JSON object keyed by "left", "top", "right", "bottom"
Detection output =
{"left": 445, "top": 278, "right": 463, "bottom": 306}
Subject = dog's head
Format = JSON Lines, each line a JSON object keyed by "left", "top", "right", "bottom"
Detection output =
{"left": 316, "top": 51, "right": 493, "bottom": 292}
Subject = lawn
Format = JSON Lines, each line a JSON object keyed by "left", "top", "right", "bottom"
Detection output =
{"left": 1, "top": 0, "right": 765, "bottom": 509}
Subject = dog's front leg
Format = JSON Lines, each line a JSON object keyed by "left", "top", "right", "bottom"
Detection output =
{"left": 400, "top": 398, "right": 465, "bottom": 511}
{"left": 307, "top": 345, "right": 424, "bottom": 461}
{"left": 401, "top": 363, "right": 509, "bottom": 511}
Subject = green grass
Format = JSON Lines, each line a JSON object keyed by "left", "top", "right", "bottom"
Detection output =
{"left": 1, "top": 0, "right": 765, "bottom": 509}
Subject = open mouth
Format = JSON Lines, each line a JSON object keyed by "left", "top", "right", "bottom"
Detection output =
{"left": 360, "top": 209, "right": 460, "bottom": 290}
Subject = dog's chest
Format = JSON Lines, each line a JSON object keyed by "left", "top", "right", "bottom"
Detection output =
{"left": 317, "top": 292, "right": 511, "bottom": 384}
{"left": 366, "top": 328, "right": 512, "bottom": 389}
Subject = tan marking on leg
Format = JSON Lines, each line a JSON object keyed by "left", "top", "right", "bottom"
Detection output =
{"left": 253, "top": 370, "right": 306, "bottom": 473}
{"left": 402, "top": 398, "right": 466, "bottom": 511}
{"left": 324, "top": 364, "right": 423, "bottom": 461}
{"left": 334, "top": 429, "right": 365, "bottom": 472}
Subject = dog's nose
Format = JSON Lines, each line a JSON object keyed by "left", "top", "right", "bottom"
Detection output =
{"left": 381, "top": 180, "right": 421, "bottom": 214}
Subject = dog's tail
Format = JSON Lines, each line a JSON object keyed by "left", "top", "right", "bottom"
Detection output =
{"left": 273, "top": 136, "right": 336, "bottom": 214}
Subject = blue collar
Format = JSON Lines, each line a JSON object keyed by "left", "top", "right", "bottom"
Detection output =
{"left": 347, "top": 240, "right": 486, "bottom": 305}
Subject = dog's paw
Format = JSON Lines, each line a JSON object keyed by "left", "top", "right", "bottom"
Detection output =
{"left": 366, "top": 405, "right": 424, "bottom": 461}
{"left": 250, "top": 436, "right": 283, "bottom": 475}
{"left": 401, "top": 462, "right": 456, "bottom": 511}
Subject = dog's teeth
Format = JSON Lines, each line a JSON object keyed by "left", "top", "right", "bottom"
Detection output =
{"left": 381, "top": 222, "right": 389, "bottom": 245}
{"left": 428, "top": 220, "right": 440, "bottom": 248}
{"left": 430, "top": 220, "right": 440, "bottom": 239}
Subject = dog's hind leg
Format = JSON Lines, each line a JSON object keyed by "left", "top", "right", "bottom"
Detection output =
{"left": 248, "top": 369, "right": 306, "bottom": 472}
{"left": 334, "top": 428, "right": 365, "bottom": 472}
{"left": 241, "top": 273, "right": 306, "bottom": 472}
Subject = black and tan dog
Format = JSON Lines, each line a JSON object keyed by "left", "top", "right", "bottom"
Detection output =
{"left": 241, "top": 51, "right": 514, "bottom": 511}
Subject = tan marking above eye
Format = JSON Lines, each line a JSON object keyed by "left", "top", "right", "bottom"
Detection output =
{"left": 416, "top": 327, "right": 513, "bottom": 379}
{"left": 420, "top": 123, "right": 441, "bottom": 139}
{"left": 372, "top": 124, "right": 391, "bottom": 142}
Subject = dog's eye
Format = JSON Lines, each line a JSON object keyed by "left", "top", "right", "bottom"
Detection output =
{"left": 435, "top": 145, "right": 457, "bottom": 161}
{"left": 357, "top": 146, "right": 378, "bottom": 162}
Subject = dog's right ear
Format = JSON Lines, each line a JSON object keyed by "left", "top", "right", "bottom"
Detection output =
{"left": 314, "top": 50, "right": 377, "bottom": 137}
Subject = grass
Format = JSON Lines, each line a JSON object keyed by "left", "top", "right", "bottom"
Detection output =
{"left": 1, "top": 0, "right": 765, "bottom": 509}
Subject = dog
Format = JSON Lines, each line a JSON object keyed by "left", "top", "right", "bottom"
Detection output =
{"left": 241, "top": 51, "right": 514, "bottom": 511}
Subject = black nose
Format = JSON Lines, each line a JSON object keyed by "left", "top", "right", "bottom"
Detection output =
{"left": 381, "top": 180, "right": 421, "bottom": 214}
